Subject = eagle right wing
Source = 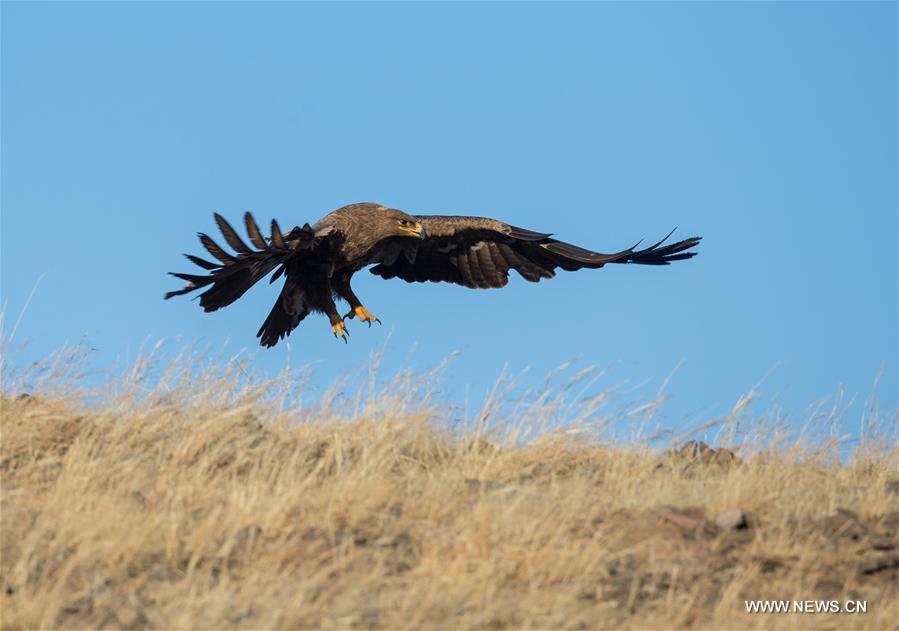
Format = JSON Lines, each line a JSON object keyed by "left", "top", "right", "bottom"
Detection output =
{"left": 369, "top": 215, "right": 701, "bottom": 289}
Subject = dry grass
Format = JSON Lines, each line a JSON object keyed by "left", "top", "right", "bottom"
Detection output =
{"left": 1, "top": 350, "right": 897, "bottom": 630}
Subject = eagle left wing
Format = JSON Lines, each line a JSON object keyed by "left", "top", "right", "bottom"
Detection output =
{"left": 369, "top": 215, "right": 701, "bottom": 289}
{"left": 164, "top": 213, "right": 317, "bottom": 311}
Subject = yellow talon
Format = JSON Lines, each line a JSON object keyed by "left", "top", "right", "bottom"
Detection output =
{"left": 352, "top": 306, "right": 381, "bottom": 326}
{"left": 331, "top": 320, "right": 349, "bottom": 342}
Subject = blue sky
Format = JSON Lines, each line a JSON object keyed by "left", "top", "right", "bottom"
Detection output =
{"left": 2, "top": 2, "right": 896, "bottom": 439}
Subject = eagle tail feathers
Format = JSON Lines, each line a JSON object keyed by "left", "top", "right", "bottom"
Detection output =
{"left": 256, "top": 284, "right": 309, "bottom": 348}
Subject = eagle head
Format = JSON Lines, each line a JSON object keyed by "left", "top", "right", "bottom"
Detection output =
{"left": 379, "top": 207, "right": 425, "bottom": 240}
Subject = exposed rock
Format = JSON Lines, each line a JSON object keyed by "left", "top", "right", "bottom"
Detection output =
{"left": 680, "top": 440, "right": 715, "bottom": 462}
{"left": 663, "top": 440, "right": 741, "bottom": 474}
{"left": 713, "top": 448, "right": 738, "bottom": 467}
{"left": 715, "top": 509, "right": 752, "bottom": 531}
{"left": 657, "top": 506, "right": 720, "bottom": 539}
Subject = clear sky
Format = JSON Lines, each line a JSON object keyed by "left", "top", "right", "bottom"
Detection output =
{"left": 2, "top": 2, "right": 896, "bottom": 440}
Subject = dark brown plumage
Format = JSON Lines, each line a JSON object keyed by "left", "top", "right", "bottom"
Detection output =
{"left": 165, "top": 202, "right": 701, "bottom": 347}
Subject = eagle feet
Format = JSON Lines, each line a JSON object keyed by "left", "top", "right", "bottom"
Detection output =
{"left": 331, "top": 319, "right": 350, "bottom": 343}
{"left": 343, "top": 305, "right": 381, "bottom": 327}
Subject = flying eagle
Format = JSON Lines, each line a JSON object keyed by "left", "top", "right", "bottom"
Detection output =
{"left": 165, "top": 203, "right": 701, "bottom": 347}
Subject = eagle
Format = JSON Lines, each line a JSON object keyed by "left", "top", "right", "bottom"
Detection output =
{"left": 165, "top": 202, "right": 701, "bottom": 347}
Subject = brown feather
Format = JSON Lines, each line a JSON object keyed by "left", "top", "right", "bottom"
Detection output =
{"left": 474, "top": 245, "right": 503, "bottom": 287}
{"left": 198, "top": 233, "right": 236, "bottom": 263}
{"left": 184, "top": 254, "right": 220, "bottom": 270}
{"left": 244, "top": 212, "right": 268, "bottom": 250}
{"left": 497, "top": 243, "right": 543, "bottom": 282}
{"left": 270, "top": 219, "right": 286, "bottom": 250}
{"left": 214, "top": 213, "right": 252, "bottom": 254}
{"left": 485, "top": 242, "right": 507, "bottom": 276}
{"left": 453, "top": 251, "right": 472, "bottom": 285}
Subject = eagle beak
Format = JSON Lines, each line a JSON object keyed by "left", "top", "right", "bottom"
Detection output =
{"left": 400, "top": 223, "right": 426, "bottom": 239}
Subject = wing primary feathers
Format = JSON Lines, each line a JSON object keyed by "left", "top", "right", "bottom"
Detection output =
{"left": 270, "top": 219, "right": 286, "bottom": 249}
{"left": 659, "top": 227, "right": 677, "bottom": 244}
{"left": 244, "top": 212, "right": 268, "bottom": 250}
{"left": 214, "top": 213, "right": 252, "bottom": 254}
{"left": 620, "top": 235, "right": 702, "bottom": 265}
{"left": 610, "top": 231, "right": 702, "bottom": 265}
{"left": 184, "top": 254, "right": 220, "bottom": 270}
{"left": 633, "top": 228, "right": 677, "bottom": 256}
{"left": 198, "top": 233, "right": 237, "bottom": 263}
{"left": 541, "top": 229, "right": 700, "bottom": 267}
{"left": 168, "top": 213, "right": 309, "bottom": 311}
{"left": 164, "top": 286, "right": 199, "bottom": 299}
{"left": 170, "top": 272, "right": 213, "bottom": 285}
{"left": 164, "top": 272, "right": 215, "bottom": 300}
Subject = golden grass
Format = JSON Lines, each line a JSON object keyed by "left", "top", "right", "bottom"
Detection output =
{"left": 1, "top": 351, "right": 897, "bottom": 630}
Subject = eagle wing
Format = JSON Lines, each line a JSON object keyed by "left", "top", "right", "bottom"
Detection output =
{"left": 164, "top": 213, "right": 318, "bottom": 312}
{"left": 369, "top": 215, "right": 701, "bottom": 288}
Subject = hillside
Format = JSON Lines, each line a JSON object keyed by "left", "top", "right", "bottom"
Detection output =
{"left": 1, "top": 367, "right": 897, "bottom": 630}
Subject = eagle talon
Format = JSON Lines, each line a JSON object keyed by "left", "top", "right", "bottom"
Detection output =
{"left": 348, "top": 305, "right": 380, "bottom": 327}
{"left": 331, "top": 320, "right": 349, "bottom": 342}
